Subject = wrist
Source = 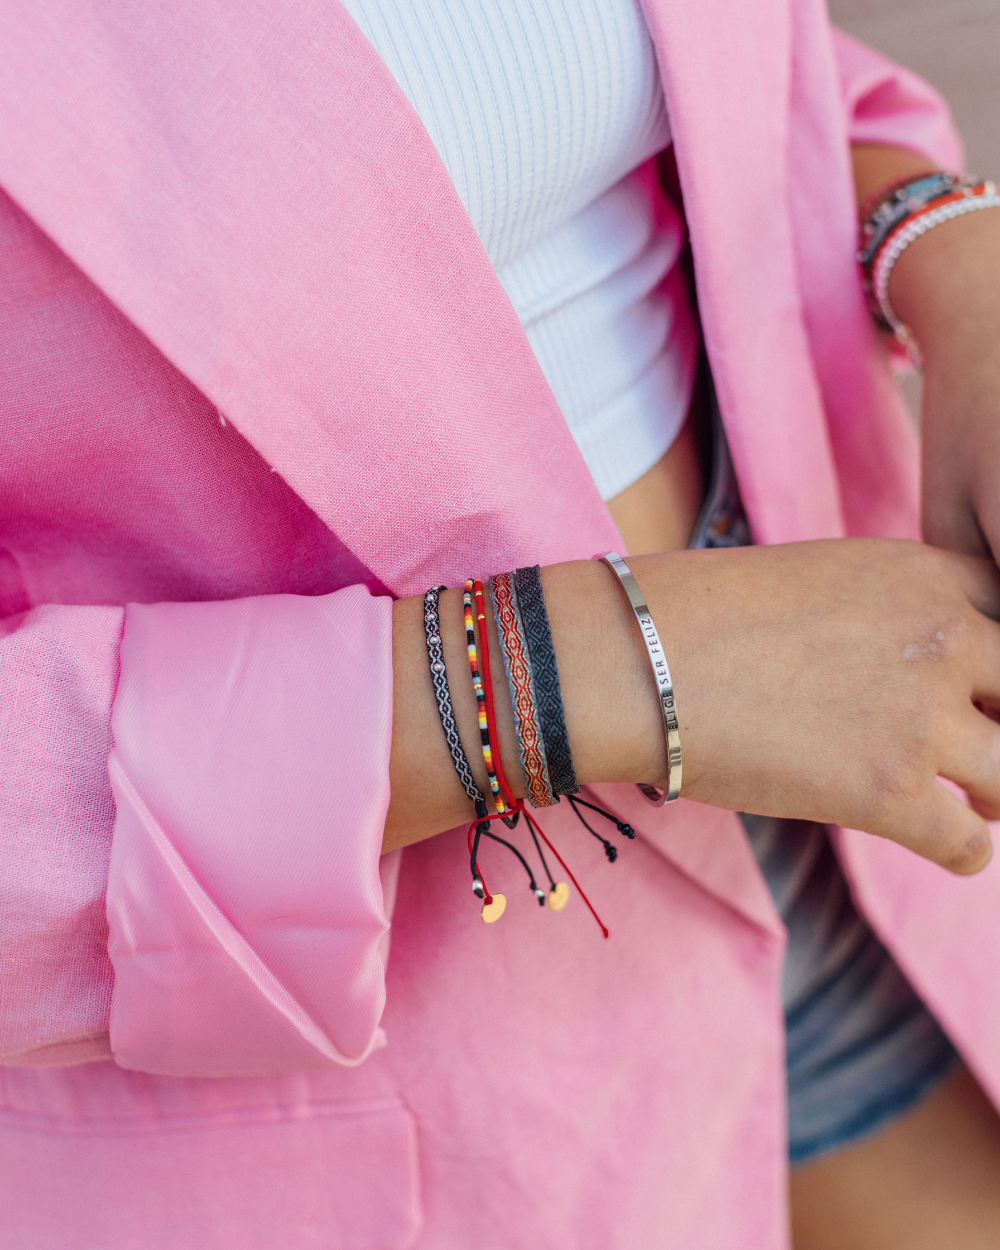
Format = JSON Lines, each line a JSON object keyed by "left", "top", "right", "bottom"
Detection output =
{"left": 385, "top": 555, "right": 675, "bottom": 852}
{"left": 887, "top": 200, "right": 1000, "bottom": 368}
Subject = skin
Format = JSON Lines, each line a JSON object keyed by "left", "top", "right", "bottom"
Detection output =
{"left": 791, "top": 1068, "right": 1000, "bottom": 1250}
{"left": 383, "top": 142, "right": 1000, "bottom": 1244}
{"left": 789, "top": 148, "right": 1000, "bottom": 1248}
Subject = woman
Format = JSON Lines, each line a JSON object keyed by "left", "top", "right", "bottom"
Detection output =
{"left": 1, "top": 0, "right": 1000, "bottom": 1245}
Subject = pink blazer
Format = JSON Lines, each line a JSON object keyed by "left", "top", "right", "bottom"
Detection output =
{"left": 0, "top": 2, "right": 995, "bottom": 1246}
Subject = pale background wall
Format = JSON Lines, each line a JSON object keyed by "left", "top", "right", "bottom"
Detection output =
{"left": 829, "top": 0, "right": 1000, "bottom": 175}
{"left": 828, "top": 0, "right": 1000, "bottom": 415}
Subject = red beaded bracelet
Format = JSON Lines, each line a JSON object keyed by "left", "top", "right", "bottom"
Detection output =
{"left": 463, "top": 578, "right": 511, "bottom": 818}
{"left": 472, "top": 578, "right": 520, "bottom": 814}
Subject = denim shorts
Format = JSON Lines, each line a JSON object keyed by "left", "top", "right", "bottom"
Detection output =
{"left": 692, "top": 382, "right": 959, "bottom": 1165}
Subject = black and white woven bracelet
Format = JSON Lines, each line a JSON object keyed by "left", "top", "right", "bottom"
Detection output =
{"left": 512, "top": 565, "right": 580, "bottom": 798}
{"left": 423, "top": 585, "right": 488, "bottom": 818}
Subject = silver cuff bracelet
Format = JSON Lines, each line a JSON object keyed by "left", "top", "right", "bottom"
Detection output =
{"left": 595, "top": 552, "right": 681, "bottom": 805}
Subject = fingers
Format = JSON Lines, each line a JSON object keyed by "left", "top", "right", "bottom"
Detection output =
{"left": 938, "top": 709, "right": 1000, "bottom": 817}
{"left": 867, "top": 667, "right": 1000, "bottom": 873}
{"left": 951, "top": 608, "right": 1000, "bottom": 709}
{"left": 880, "top": 778, "right": 994, "bottom": 876}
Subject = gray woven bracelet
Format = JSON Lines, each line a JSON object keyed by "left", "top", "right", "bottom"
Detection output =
{"left": 512, "top": 565, "right": 579, "bottom": 798}
{"left": 423, "top": 585, "right": 488, "bottom": 817}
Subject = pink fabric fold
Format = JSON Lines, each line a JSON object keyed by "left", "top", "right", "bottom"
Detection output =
{"left": 834, "top": 28, "right": 964, "bottom": 170}
{"left": 108, "top": 587, "right": 394, "bottom": 1075}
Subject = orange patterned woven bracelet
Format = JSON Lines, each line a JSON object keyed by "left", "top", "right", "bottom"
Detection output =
{"left": 488, "top": 571, "right": 556, "bottom": 807}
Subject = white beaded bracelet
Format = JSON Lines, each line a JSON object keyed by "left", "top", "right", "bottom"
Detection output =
{"left": 872, "top": 180, "right": 1000, "bottom": 363}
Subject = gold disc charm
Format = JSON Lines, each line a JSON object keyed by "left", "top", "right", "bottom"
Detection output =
{"left": 547, "top": 882, "right": 570, "bottom": 912}
{"left": 481, "top": 893, "right": 507, "bottom": 923}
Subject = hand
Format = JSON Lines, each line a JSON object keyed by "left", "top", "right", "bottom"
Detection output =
{"left": 628, "top": 539, "right": 1000, "bottom": 874}
{"left": 884, "top": 190, "right": 1000, "bottom": 562}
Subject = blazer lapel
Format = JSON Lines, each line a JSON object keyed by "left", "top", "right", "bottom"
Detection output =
{"left": 640, "top": 0, "right": 845, "bottom": 543}
{"left": 0, "top": 0, "right": 619, "bottom": 597}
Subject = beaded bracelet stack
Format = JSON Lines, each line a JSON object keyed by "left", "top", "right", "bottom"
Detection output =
{"left": 858, "top": 171, "right": 1000, "bottom": 364}
{"left": 422, "top": 565, "right": 655, "bottom": 936}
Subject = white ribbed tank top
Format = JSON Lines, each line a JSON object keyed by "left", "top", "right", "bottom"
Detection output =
{"left": 341, "top": 0, "right": 698, "bottom": 500}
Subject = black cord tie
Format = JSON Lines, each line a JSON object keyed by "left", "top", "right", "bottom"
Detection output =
{"left": 525, "top": 820, "right": 556, "bottom": 892}
{"left": 465, "top": 791, "right": 637, "bottom": 929}
{"left": 567, "top": 796, "right": 619, "bottom": 863}
{"left": 480, "top": 829, "right": 547, "bottom": 904}
{"left": 567, "top": 794, "right": 635, "bottom": 839}
{"left": 470, "top": 816, "right": 491, "bottom": 895}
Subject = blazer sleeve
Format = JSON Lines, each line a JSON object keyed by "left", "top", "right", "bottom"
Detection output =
{"left": 1, "top": 584, "right": 396, "bottom": 1078}
{"left": 0, "top": 604, "right": 122, "bottom": 1068}
{"left": 832, "top": 27, "right": 964, "bottom": 172}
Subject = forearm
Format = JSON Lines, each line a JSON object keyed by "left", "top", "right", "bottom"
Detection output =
{"left": 852, "top": 144, "right": 1000, "bottom": 557}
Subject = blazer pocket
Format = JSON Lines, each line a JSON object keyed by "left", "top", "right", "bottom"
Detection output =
{"left": 0, "top": 1096, "right": 423, "bottom": 1249}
